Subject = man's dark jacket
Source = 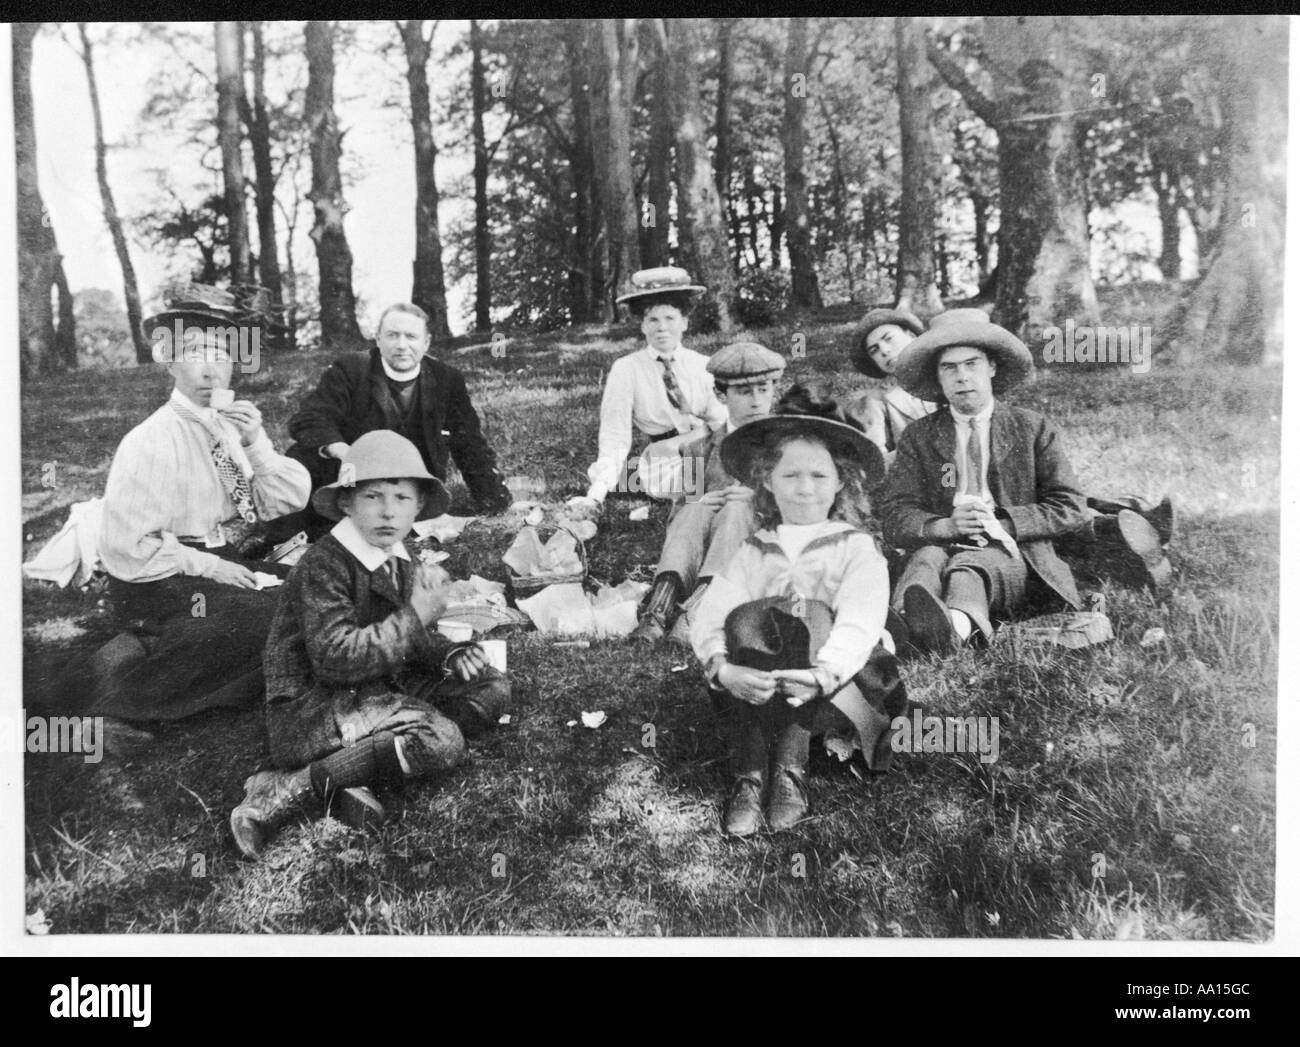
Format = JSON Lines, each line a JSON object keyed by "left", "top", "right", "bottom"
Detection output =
{"left": 878, "top": 403, "right": 1088, "bottom": 609}
{"left": 287, "top": 347, "right": 510, "bottom": 511}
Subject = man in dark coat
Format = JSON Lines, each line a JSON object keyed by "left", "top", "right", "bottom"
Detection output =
{"left": 878, "top": 309, "right": 1090, "bottom": 654}
{"left": 285, "top": 302, "right": 511, "bottom": 532}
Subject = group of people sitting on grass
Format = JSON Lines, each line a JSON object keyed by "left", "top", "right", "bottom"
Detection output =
{"left": 53, "top": 268, "right": 1173, "bottom": 853}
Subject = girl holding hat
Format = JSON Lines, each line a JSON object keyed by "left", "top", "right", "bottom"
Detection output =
{"left": 231, "top": 430, "right": 511, "bottom": 859}
{"left": 572, "top": 267, "right": 728, "bottom": 512}
{"left": 690, "top": 391, "right": 905, "bottom": 836}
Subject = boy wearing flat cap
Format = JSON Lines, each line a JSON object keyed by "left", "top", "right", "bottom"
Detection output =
{"left": 878, "top": 309, "right": 1089, "bottom": 654}
{"left": 572, "top": 268, "right": 728, "bottom": 514}
{"left": 230, "top": 430, "right": 511, "bottom": 859}
{"left": 631, "top": 341, "right": 785, "bottom": 643}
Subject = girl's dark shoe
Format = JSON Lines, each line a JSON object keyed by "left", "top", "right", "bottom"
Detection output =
{"left": 766, "top": 765, "right": 809, "bottom": 831}
{"left": 724, "top": 773, "right": 766, "bottom": 837}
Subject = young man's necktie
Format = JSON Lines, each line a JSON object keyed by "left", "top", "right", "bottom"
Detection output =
{"left": 962, "top": 417, "right": 984, "bottom": 498}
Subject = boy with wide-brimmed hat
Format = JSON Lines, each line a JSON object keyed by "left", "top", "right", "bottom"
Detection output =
{"left": 571, "top": 267, "right": 728, "bottom": 514}
{"left": 878, "top": 308, "right": 1096, "bottom": 653}
{"left": 230, "top": 430, "right": 511, "bottom": 859}
{"left": 631, "top": 340, "right": 785, "bottom": 643}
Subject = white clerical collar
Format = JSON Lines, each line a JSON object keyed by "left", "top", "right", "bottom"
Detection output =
{"left": 331, "top": 516, "right": 413, "bottom": 571}
{"left": 381, "top": 358, "right": 424, "bottom": 382}
{"left": 950, "top": 398, "right": 996, "bottom": 427}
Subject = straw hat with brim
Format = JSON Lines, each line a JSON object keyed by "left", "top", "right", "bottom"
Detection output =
{"left": 311, "top": 430, "right": 449, "bottom": 521}
{"left": 894, "top": 308, "right": 1034, "bottom": 401}
{"left": 142, "top": 283, "right": 258, "bottom": 340}
{"left": 721, "top": 413, "right": 885, "bottom": 489}
{"left": 616, "top": 266, "right": 706, "bottom": 312}
{"left": 849, "top": 307, "right": 925, "bottom": 379}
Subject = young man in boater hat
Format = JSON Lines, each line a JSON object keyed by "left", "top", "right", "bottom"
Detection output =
{"left": 850, "top": 307, "right": 1173, "bottom": 593}
{"left": 878, "top": 308, "right": 1090, "bottom": 654}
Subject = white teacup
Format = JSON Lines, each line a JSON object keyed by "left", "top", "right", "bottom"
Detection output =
{"left": 210, "top": 388, "right": 235, "bottom": 409}
{"left": 478, "top": 639, "right": 507, "bottom": 672}
{"left": 436, "top": 620, "right": 474, "bottom": 643}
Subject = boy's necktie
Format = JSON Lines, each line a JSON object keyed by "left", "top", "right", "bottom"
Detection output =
{"left": 658, "top": 356, "right": 685, "bottom": 411}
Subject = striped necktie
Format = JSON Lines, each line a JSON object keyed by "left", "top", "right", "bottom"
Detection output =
{"left": 170, "top": 399, "right": 258, "bottom": 523}
{"left": 658, "top": 356, "right": 685, "bottom": 412}
{"left": 961, "top": 416, "right": 985, "bottom": 498}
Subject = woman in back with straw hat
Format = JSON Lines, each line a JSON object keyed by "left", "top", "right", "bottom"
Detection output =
{"left": 570, "top": 267, "right": 729, "bottom": 515}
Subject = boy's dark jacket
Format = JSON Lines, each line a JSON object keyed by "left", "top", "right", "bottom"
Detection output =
{"left": 262, "top": 532, "right": 457, "bottom": 767}
{"left": 878, "top": 403, "right": 1088, "bottom": 609}
{"left": 287, "top": 347, "right": 510, "bottom": 510}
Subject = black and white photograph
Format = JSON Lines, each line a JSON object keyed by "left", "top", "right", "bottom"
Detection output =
{"left": 7, "top": 13, "right": 1292, "bottom": 952}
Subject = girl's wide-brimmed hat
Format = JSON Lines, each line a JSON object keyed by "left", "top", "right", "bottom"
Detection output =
{"left": 721, "top": 405, "right": 885, "bottom": 489}
{"left": 849, "top": 307, "right": 925, "bottom": 379}
{"left": 142, "top": 282, "right": 260, "bottom": 340}
{"left": 616, "top": 266, "right": 707, "bottom": 314}
{"left": 311, "top": 430, "right": 449, "bottom": 521}
{"left": 894, "top": 307, "right": 1034, "bottom": 401}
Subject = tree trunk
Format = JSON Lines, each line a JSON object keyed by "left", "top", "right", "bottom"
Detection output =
{"left": 399, "top": 20, "right": 453, "bottom": 340}
{"left": 744, "top": 162, "right": 763, "bottom": 267}
{"left": 713, "top": 18, "right": 736, "bottom": 226}
{"left": 77, "top": 23, "right": 147, "bottom": 363}
{"left": 1164, "top": 16, "right": 1285, "bottom": 363}
{"left": 469, "top": 19, "right": 492, "bottom": 332}
{"left": 15, "top": 22, "right": 76, "bottom": 376}
{"left": 600, "top": 18, "right": 641, "bottom": 305}
{"left": 660, "top": 18, "right": 735, "bottom": 332}
{"left": 1152, "top": 162, "right": 1182, "bottom": 281}
{"left": 305, "top": 20, "right": 363, "bottom": 351}
{"left": 782, "top": 17, "right": 820, "bottom": 309}
{"left": 893, "top": 16, "right": 943, "bottom": 317}
{"left": 929, "top": 17, "right": 1098, "bottom": 339}
{"left": 586, "top": 21, "right": 614, "bottom": 322}
{"left": 770, "top": 184, "right": 784, "bottom": 266}
{"left": 245, "top": 22, "right": 284, "bottom": 332}
{"left": 970, "top": 190, "right": 992, "bottom": 286}
{"left": 215, "top": 21, "right": 251, "bottom": 284}
{"left": 565, "top": 20, "right": 597, "bottom": 324}
{"left": 643, "top": 43, "right": 672, "bottom": 268}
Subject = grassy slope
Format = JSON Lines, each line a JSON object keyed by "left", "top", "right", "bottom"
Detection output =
{"left": 21, "top": 296, "right": 1278, "bottom": 938}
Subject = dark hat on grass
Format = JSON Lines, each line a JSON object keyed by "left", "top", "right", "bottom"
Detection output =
{"left": 721, "top": 383, "right": 884, "bottom": 487}
{"left": 311, "top": 430, "right": 449, "bottom": 521}
{"left": 894, "top": 307, "right": 1033, "bottom": 401}
{"left": 849, "top": 307, "right": 925, "bottom": 379}
{"left": 617, "top": 266, "right": 706, "bottom": 316}
{"left": 725, "top": 596, "right": 834, "bottom": 672}
{"left": 707, "top": 341, "right": 786, "bottom": 386}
